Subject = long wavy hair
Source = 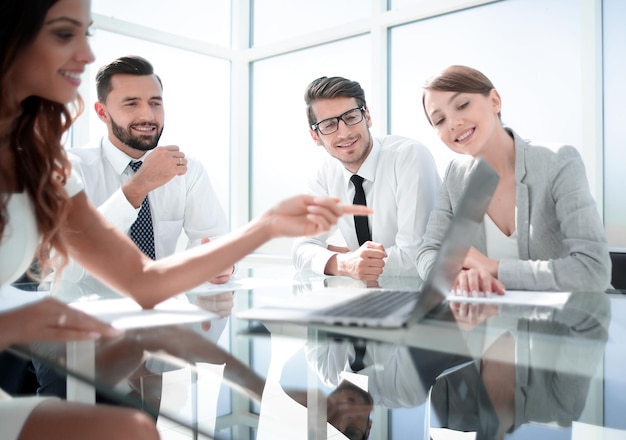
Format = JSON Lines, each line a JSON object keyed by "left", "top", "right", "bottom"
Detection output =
{"left": 0, "top": 0, "right": 83, "bottom": 279}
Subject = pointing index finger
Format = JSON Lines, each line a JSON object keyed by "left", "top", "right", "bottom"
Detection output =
{"left": 342, "top": 205, "right": 373, "bottom": 216}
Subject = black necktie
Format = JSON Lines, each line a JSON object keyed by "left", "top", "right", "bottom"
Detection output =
{"left": 128, "top": 161, "right": 155, "bottom": 260}
{"left": 350, "top": 342, "right": 366, "bottom": 372}
{"left": 350, "top": 174, "right": 371, "bottom": 246}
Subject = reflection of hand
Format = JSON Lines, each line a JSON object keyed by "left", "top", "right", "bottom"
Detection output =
{"left": 194, "top": 292, "right": 234, "bottom": 316}
{"left": 201, "top": 237, "right": 233, "bottom": 283}
{"left": 90, "top": 322, "right": 271, "bottom": 413}
{"left": 95, "top": 324, "right": 232, "bottom": 388}
{"left": 283, "top": 387, "right": 310, "bottom": 407}
{"left": 365, "top": 280, "right": 380, "bottom": 288}
{"left": 115, "top": 325, "right": 229, "bottom": 360}
{"left": 453, "top": 268, "right": 505, "bottom": 296}
{"left": 193, "top": 292, "right": 234, "bottom": 331}
{"left": 334, "top": 242, "right": 387, "bottom": 281}
{"left": 449, "top": 301, "right": 500, "bottom": 331}
{"left": 0, "top": 297, "right": 123, "bottom": 349}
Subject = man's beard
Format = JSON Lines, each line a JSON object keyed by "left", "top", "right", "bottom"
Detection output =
{"left": 111, "top": 117, "right": 163, "bottom": 152}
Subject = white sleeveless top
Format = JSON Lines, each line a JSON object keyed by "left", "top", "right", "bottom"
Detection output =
{"left": 0, "top": 170, "right": 83, "bottom": 287}
{"left": 0, "top": 170, "right": 84, "bottom": 440}
{"left": 484, "top": 213, "right": 518, "bottom": 260}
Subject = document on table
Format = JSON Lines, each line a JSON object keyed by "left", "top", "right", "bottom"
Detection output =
{"left": 430, "top": 428, "right": 476, "bottom": 439}
{"left": 446, "top": 290, "right": 571, "bottom": 308}
{"left": 0, "top": 284, "right": 49, "bottom": 312}
{"left": 572, "top": 421, "right": 626, "bottom": 440}
{"left": 70, "top": 297, "right": 218, "bottom": 329}
{"left": 187, "top": 276, "right": 298, "bottom": 295}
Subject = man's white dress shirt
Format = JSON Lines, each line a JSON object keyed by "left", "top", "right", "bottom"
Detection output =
{"left": 305, "top": 340, "right": 428, "bottom": 408}
{"left": 61, "top": 137, "right": 228, "bottom": 282}
{"left": 292, "top": 135, "right": 441, "bottom": 276}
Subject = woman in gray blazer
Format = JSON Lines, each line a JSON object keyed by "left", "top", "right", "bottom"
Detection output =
{"left": 416, "top": 65, "right": 610, "bottom": 294}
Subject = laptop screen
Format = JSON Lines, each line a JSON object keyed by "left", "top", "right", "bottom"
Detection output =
{"left": 408, "top": 158, "right": 499, "bottom": 324}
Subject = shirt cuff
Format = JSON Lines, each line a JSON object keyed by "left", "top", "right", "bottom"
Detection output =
{"left": 311, "top": 248, "right": 339, "bottom": 274}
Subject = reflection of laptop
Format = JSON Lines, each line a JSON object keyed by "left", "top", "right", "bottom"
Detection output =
{"left": 238, "top": 158, "right": 499, "bottom": 328}
{"left": 410, "top": 342, "right": 499, "bottom": 440}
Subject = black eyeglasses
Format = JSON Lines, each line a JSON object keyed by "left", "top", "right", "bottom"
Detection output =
{"left": 311, "top": 106, "right": 366, "bottom": 135}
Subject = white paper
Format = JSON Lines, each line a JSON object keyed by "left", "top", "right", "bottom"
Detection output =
{"left": 572, "top": 421, "right": 626, "bottom": 440}
{"left": 187, "top": 276, "right": 298, "bottom": 295}
{"left": 430, "top": 428, "right": 476, "bottom": 439}
{"left": 70, "top": 297, "right": 217, "bottom": 329}
{"left": 446, "top": 290, "right": 571, "bottom": 308}
{"left": 0, "top": 284, "right": 49, "bottom": 312}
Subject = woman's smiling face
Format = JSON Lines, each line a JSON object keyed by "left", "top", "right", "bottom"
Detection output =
{"left": 424, "top": 88, "right": 502, "bottom": 157}
{"left": 10, "top": 0, "right": 94, "bottom": 105}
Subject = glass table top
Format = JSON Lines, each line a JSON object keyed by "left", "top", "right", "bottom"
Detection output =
{"left": 8, "top": 265, "right": 626, "bottom": 440}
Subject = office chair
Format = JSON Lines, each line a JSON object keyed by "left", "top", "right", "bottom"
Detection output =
{"left": 610, "top": 251, "right": 626, "bottom": 291}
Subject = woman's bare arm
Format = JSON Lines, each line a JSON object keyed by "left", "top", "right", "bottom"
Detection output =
{"left": 64, "top": 192, "right": 371, "bottom": 308}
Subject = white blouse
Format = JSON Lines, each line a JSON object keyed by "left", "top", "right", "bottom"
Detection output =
{"left": 484, "top": 213, "right": 518, "bottom": 261}
{"left": 0, "top": 170, "right": 83, "bottom": 287}
{"left": 0, "top": 171, "right": 82, "bottom": 437}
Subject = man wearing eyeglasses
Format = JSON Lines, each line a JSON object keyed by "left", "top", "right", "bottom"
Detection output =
{"left": 292, "top": 76, "right": 441, "bottom": 281}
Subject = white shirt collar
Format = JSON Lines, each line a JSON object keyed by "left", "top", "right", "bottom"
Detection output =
{"left": 342, "top": 137, "right": 381, "bottom": 185}
{"left": 101, "top": 136, "right": 152, "bottom": 175}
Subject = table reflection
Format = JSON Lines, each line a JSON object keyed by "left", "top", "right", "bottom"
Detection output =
{"left": 96, "top": 324, "right": 376, "bottom": 439}
{"left": 25, "top": 312, "right": 375, "bottom": 438}
{"left": 302, "top": 291, "right": 609, "bottom": 440}
{"left": 13, "top": 271, "right": 616, "bottom": 439}
{"left": 28, "top": 278, "right": 234, "bottom": 403}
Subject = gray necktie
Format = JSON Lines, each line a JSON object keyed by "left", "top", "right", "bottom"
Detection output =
{"left": 128, "top": 161, "right": 155, "bottom": 260}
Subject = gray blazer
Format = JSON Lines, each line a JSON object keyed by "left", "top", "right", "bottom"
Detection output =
{"left": 416, "top": 128, "right": 611, "bottom": 291}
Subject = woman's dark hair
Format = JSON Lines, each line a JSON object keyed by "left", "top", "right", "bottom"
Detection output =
{"left": 422, "top": 65, "right": 500, "bottom": 124}
{"left": 0, "top": 0, "right": 83, "bottom": 279}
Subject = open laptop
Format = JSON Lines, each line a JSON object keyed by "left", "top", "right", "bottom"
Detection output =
{"left": 237, "top": 157, "right": 499, "bottom": 328}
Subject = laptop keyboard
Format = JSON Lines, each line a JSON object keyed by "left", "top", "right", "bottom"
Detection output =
{"left": 318, "top": 289, "right": 417, "bottom": 319}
